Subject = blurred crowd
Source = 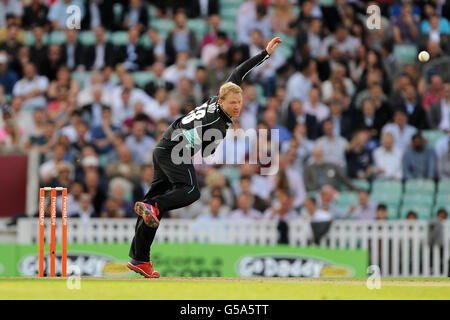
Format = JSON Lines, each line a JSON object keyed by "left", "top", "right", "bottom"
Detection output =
{"left": 1, "top": 0, "right": 450, "bottom": 243}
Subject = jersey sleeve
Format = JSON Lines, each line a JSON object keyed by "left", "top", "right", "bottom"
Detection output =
{"left": 225, "top": 50, "right": 271, "bottom": 86}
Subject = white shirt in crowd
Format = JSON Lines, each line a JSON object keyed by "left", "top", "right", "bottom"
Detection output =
{"left": 303, "top": 101, "right": 330, "bottom": 122}
{"left": 373, "top": 146, "right": 403, "bottom": 179}
{"left": 439, "top": 99, "right": 450, "bottom": 131}
{"left": 381, "top": 123, "right": 417, "bottom": 151}
{"left": 263, "top": 208, "right": 300, "bottom": 222}
{"left": 315, "top": 135, "right": 349, "bottom": 167}
{"left": 285, "top": 71, "right": 312, "bottom": 104}
{"left": 229, "top": 208, "right": 262, "bottom": 220}
{"left": 435, "top": 134, "right": 450, "bottom": 158}
{"left": 12, "top": 76, "right": 49, "bottom": 110}
{"left": 110, "top": 87, "right": 159, "bottom": 126}
{"left": 162, "top": 64, "right": 196, "bottom": 85}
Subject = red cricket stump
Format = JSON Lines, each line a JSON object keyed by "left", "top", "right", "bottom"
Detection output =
{"left": 38, "top": 187, "right": 68, "bottom": 277}
{"left": 62, "top": 188, "right": 68, "bottom": 277}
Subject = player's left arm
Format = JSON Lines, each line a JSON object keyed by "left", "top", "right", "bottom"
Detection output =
{"left": 226, "top": 37, "right": 283, "bottom": 86}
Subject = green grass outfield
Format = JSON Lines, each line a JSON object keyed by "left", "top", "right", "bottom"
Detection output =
{"left": 1, "top": 277, "right": 450, "bottom": 300}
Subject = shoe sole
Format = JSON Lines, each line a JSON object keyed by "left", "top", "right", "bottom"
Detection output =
{"left": 134, "top": 202, "right": 160, "bottom": 228}
{"left": 126, "top": 262, "right": 160, "bottom": 278}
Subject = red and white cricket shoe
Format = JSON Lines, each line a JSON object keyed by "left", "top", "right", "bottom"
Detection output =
{"left": 134, "top": 201, "right": 160, "bottom": 228}
{"left": 127, "top": 260, "right": 160, "bottom": 278}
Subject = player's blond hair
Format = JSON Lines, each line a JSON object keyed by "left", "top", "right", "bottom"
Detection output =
{"left": 219, "top": 82, "right": 242, "bottom": 100}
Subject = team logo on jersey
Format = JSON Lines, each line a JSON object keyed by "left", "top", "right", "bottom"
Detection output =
{"left": 207, "top": 103, "right": 217, "bottom": 113}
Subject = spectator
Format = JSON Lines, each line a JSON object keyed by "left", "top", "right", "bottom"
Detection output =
{"left": 132, "top": 164, "right": 153, "bottom": 204}
{"left": 319, "top": 24, "right": 360, "bottom": 60}
{"left": 299, "top": 196, "right": 332, "bottom": 244}
{"left": 47, "top": 0, "right": 84, "bottom": 30}
{"left": 286, "top": 58, "right": 317, "bottom": 105}
{"left": 201, "top": 31, "right": 229, "bottom": 67}
{"left": 162, "top": 51, "right": 196, "bottom": 86}
{"left": 39, "top": 143, "right": 68, "bottom": 184}
{"left": 165, "top": 10, "right": 198, "bottom": 65}
{"left": 193, "top": 195, "right": 228, "bottom": 234}
{"left": 81, "top": 84, "right": 108, "bottom": 128}
{"left": 12, "top": 62, "right": 48, "bottom": 110}
{"left": 406, "top": 210, "right": 418, "bottom": 220}
{"left": 262, "top": 108, "right": 291, "bottom": 144}
{"left": 144, "top": 62, "right": 173, "bottom": 97}
{"left": 200, "top": 170, "right": 234, "bottom": 208}
{"left": 269, "top": 0, "right": 295, "bottom": 34}
{"left": 89, "top": 107, "right": 119, "bottom": 156}
{"left": 39, "top": 44, "right": 64, "bottom": 81}
{"left": 315, "top": 119, "right": 348, "bottom": 167}
{"left": 264, "top": 189, "right": 300, "bottom": 243}
{"left": 72, "top": 192, "right": 96, "bottom": 219}
{"left": 205, "top": 53, "right": 230, "bottom": 92}
{"left": 422, "top": 74, "right": 443, "bottom": 112}
{"left": 281, "top": 123, "right": 315, "bottom": 168}
{"left": 29, "top": 26, "right": 47, "bottom": 68}
{"left": 322, "top": 64, "right": 355, "bottom": 102}
{"left": 0, "top": 24, "right": 23, "bottom": 58}
{"left": 201, "top": 14, "right": 230, "bottom": 49}
{"left": 303, "top": 145, "right": 356, "bottom": 192}
{"left": 60, "top": 29, "right": 84, "bottom": 71}
{"left": 0, "top": 0, "right": 23, "bottom": 28}
{"left": 101, "top": 197, "right": 122, "bottom": 218}
{"left": 81, "top": 27, "right": 114, "bottom": 71}
{"left": 115, "top": 26, "right": 153, "bottom": 71}
{"left": 146, "top": 28, "right": 166, "bottom": 64}
{"left": 107, "top": 180, "right": 134, "bottom": 218}
{"left": 286, "top": 99, "right": 319, "bottom": 139}
{"left": 80, "top": 0, "right": 114, "bottom": 31}
{"left": 120, "top": 0, "right": 149, "bottom": 33}
{"left": 402, "top": 133, "right": 437, "bottom": 180}
{"left": 110, "top": 73, "right": 156, "bottom": 127}
{"left": 317, "top": 184, "right": 343, "bottom": 220}
{"left": 376, "top": 204, "right": 388, "bottom": 220}
{"left": 0, "top": 51, "right": 18, "bottom": 94}
{"left": 229, "top": 193, "right": 262, "bottom": 220}
{"left": 381, "top": 110, "right": 417, "bottom": 152}
{"left": 396, "top": 84, "right": 429, "bottom": 130}
{"left": 303, "top": 87, "right": 329, "bottom": 123}
{"left": 347, "top": 190, "right": 377, "bottom": 220}
{"left": 106, "top": 145, "right": 141, "bottom": 184}
{"left": 429, "top": 81, "right": 450, "bottom": 131}
{"left": 47, "top": 65, "right": 80, "bottom": 101}
{"left": 428, "top": 208, "right": 448, "bottom": 247}
{"left": 345, "top": 130, "right": 373, "bottom": 179}
{"left": 125, "top": 116, "right": 155, "bottom": 164}
{"left": 238, "top": 175, "right": 269, "bottom": 213}
{"left": 392, "top": 3, "right": 419, "bottom": 44}
{"left": 238, "top": 3, "right": 271, "bottom": 45}
{"left": 169, "top": 77, "right": 199, "bottom": 108}
{"left": 84, "top": 169, "right": 106, "bottom": 216}
{"left": 373, "top": 132, "right": 403, "bottom": 180}
{"left": 437, "top": 140, "right": 450, "bottom": 180}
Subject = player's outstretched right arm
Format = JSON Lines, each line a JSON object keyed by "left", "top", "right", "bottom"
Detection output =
{"left": 225, "top": 37, "right": 283, "bottom": 86}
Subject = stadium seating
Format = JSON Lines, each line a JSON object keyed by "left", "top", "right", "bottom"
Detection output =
{"left": 150, "top": 19, "right": 175, "bottom": 38}
{"left": 133, "top": 71, "right": 154, "bottom": 88}
{"left": 400, "top": 204, "right": 432, "bottom": 220}
{"left": 352, "top": 179, "right": 370, "bottom": 191}
{"left": 404, "top": 179, "right": 436, "bottom": 194}
{"left": 394, "top": 44, "right": 418, "bottom": 63}
{"left": 422, "top": 130, "right": 446, "bottom": 148}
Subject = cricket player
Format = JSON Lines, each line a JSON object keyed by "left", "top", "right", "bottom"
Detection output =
{"left": 127, "top": 37, "right": 283, "bottom": 278}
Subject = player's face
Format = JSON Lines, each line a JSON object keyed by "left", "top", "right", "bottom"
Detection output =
{"left": 220, "top": 92, "right": 242, "bottom": 120}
